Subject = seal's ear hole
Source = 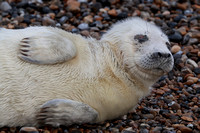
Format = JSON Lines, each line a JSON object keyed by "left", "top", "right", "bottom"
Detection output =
{"left": 134, "top": 34, "right": 149, "bottom": 44}
{"left": 166, "top": 42, "right": 171, "bottom": 50}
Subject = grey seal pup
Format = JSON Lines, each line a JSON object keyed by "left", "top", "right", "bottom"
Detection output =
{"left": 0, "top": 17, "right": 173, "bottom": 127}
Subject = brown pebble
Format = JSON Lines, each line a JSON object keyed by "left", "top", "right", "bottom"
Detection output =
{"left": 177, "top": 27, "right": 187, "bottom": 35}
{"left": 171, "top": 102, "right": 181, "bottom": 110}
{"left": 177, "top": 2, "right": 188, "bottom": 10}
{"left": 171, "top": 45, "right": 181, "bottom": 54}
{"left": 80, "top": 30, "right": 90, "bottom": 37}
{"left": 179, "top": 126, "right": 193, "bottom": 133}
{"left": 49, "top": 4, "right": 59, "bottom": 10}
{"left": 108, "top": 9, "right": 118, "bottom": 16}
{"left": 156, "top": 89, "right": 165, "bottom": 95}
{"left": 190, "top": 49, "right": 199, "bottom": 54}
{"left": 198, "top": 51, "right": 200, "bottom": 57}
{"left": 181, "top": 115, "right": 193, "bottom": 122}
{"left": 19, "top": 127, "right": 38, "bottom": 133}
{"left": 83, "top": 15, "right": 93, "bottom": 23}
{"left": 187, "top": 76, "right": 198, "bottom": 83}
{"left": 185, "top": 79, "right": 194, "bottom": 86}
{"left": 66, "top": 0, "right": 80, "bottom": 12}
{"left": 48, "top": 13, "right": 56, "bottom": 19}
{"left": 162, "top": 10, "right": 170, "bottom": 16}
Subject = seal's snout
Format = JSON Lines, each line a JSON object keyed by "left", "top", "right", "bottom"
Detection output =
{"left": 151, "top": 51, "right": 174, "bottom": 73}
{"left": 152, "top": 52, "right": 171, "bottom": 59}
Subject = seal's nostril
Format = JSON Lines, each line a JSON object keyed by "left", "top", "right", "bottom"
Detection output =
{"left": 153, "top": 52, "right": 171, "bottom": 58}
{"left": 167, "top": 53, "right": 171, "bottom": 58}
{"left": 157, "top": 52, "right": 162, "bottom": 57}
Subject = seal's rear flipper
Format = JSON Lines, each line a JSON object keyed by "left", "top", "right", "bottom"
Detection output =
{"left": 18, "top": 31, "right": 77, "bottom": 65}
{"left": 37, "top": 99, "right": 98, "bottom": 127}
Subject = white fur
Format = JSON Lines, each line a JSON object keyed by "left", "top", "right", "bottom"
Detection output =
{"left": 0, "top": 17, "right": 173, "bottom": 127}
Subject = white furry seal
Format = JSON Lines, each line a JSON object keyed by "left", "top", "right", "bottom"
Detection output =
{"left": 0, "top": 17, "right": 173, "bottom": 127}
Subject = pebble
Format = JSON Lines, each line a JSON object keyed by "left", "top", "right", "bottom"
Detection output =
{"left": 171, "top": 102, "right": 181, "bottom": 110}
{"left": 0, "top": 2, "right": 12, "bottom": 11}
{"left": 177, "top": 2, "right": 188, "bottom": 10}
{"left": 59, "top": 16, "right": 68, "bottom": 24}
{"left": 83, "top": 15, "right": 93, "bottom": 23}
{"left": 168, "top": 32, "right": 183, "bottom": 43}
{"left": 66, "top": 0, "right": 80, "bottom": 12}
{"left": 181, "top": 115, "right": 193, "bottom": 122}
{"left": 187, "top": 76, "right": 198, "bottom": 83}
{"left": 78, "top": 23, "right": 89, "bottom": 30}
{"left": 0, "top": 0, "right": 200, "bottom": 132}
{"left": 162, "top": 10, "right": 170, "bottom": 16}
{"left": 42, "top": 16, "right": 56, "bottom": 26}
{"left": 186, "top": 59, "right": 198, "bottom": 68}
{"left": 19, "top": 127, "right": 38, "bottom": 133}
{"left": 177, "top": 27, "right": 187, "bottom": 35}
{"left": 193, "top": 67, "right": 200, "bottom": 74}
{"left": 108, "top": 9, "right": 118, "bottom": 17}
{"left": 171, "top": 45, "right": 181, "bottom": 54}
{"left": 122, "top": 127, "right": 135, "bottom": 133}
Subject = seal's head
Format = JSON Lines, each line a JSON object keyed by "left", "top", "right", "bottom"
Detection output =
{"left": 102, "top": 17, "right": 174, "bottom": 86}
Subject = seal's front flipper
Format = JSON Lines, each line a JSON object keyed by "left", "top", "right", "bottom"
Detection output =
{"left": 18, "top": 34, "right": 77, "bottom": 65}
{"left": 37, "top": 99, "right": 98, "bottom": 127}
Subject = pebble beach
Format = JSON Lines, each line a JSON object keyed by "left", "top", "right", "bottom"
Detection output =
{"left": 0, "top": 0, "right": 200, "bottom": 132}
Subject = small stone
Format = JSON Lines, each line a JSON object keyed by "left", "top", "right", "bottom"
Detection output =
{"left": 198, "top": 51, "right": 200, "bottom": 57}
{"left": 80, "top": 30, "right": 90, "bottom": 37}
{"left": 83, "top": 15, "right": 93, "bottom": 23}
{"left": 181, "top": 115, "right": 193, "bottom": 122}
{"left": 152, "top": 127, "right": 162, "bottom": 132}
{"left": 171, "top": 102, "right": 181, "bottom": 110}
{"left": 142, "top": 114, "right": 154, "bottom": 119}
{"left": 122, "top": 127, "right": 135, "bottom": 133}
{"left": 171, "top": 45, "right": 181, "bottom": 54}
{"left": 179, "top": 126, "right": 193, "bottom": 133}
{"left": 185, "top": 79, "right": 194, "bottom": 86}
{"left": 140, "top": 129, "right": 149, "bottom": 133}
{"left": 67, "top": 0, "right": 80, "bottom": 12}
{"left": 190, "top": 49, "right": 199, "bottom": 54}
{"left": 19, "top": 127, "right": 38, "bottom": 133}
{"left": 117, "top": 12, "right": 128, "bottom": 20}
{"left": 78, "top": 23, "right": 89, "bottom": 30}
{"left": 108, "top": 9, "right": 117, "bottom": 17}
{"left": 0, "top": 2, "right": 12, "bottom": 11}
{"left": 187, "top": 123, "right": 194, "bottom": 129}
{"left": 168, "top": 32, "right": 183, "bottom": 43}
{"left": 140, "top": 11, "right": 150, "bottom": 19}
{"left": 177, "top": 2, "right": 188, "bottom": 10}
{"left": 95, "top": 21, "right": 103, "bottom": 29}
{"left": 186, "top": 59, "right": 198, "bottom": 68}
{"left": 177, "top": 27, "right": 187, "bottom": 35}
{"left": 42, "top": 16, "right": 56, "bottom": 26}
{"left": 42, "top": 6, "right": 51, "bottom": 14}
{"left": 191, "top": 32, "right": 200, "bottom": 39}
{"left": 156, "top": 89, "right": 165, "bottom": 95}
{"left": 194, "top": 67, "right": 200, "bottom": 74}
{"left": 162, "top": 10, "right": 170, "bottom": 16}
{"left": 188, "top": 38, "right": 198, "bottom": 45}
{"left": 59, "top": 16, "right": 68, "bottom": 24}
{"left": 187, "top": 76, "right": 198, "bottom": 83}
{"left": 49, "top": 4, "right": 59, "bottom": 10}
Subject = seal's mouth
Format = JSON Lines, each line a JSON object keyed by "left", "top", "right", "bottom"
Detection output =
{"left": 135, "top": 63, "right": 164, "bottom": 77}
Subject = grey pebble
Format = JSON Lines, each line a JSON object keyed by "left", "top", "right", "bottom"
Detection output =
{"left": 0, "top": 2, "right": 12, "bottom": 11}
{"left": 59, "top": 16, "right": 68, "bottom": 24}
{"left": 78, "top": 23, "right": 89, "bottom": 30}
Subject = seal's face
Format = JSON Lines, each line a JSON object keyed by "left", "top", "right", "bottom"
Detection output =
{"left": 121, "top": 20, "right": 174, "bottom": 83}
{"left": 131, "top": 33, "right": 173, "bottom": 81}
{"left": 102, "top": 18, "right": 174, "bottom": 84}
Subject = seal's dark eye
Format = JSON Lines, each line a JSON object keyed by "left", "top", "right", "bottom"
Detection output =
{"left": 166, "top": 42, "right": 171, "bottom": 50}
{"left": 134, "top": 34, "right": 149, "bottom": 44}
